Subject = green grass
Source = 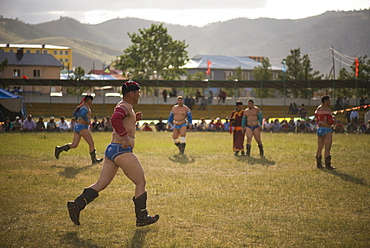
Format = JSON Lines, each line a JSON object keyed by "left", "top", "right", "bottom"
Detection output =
{"left": 0, "top": 132, "right": 369, "bottom": 247}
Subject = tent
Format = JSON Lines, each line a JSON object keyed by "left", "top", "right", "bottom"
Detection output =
{"left": 0, "top": 87, "right": 26, "bottom": 122}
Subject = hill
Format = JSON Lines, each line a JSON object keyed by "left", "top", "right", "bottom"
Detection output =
{"left": 1, "top": 10, "right": 369, "bottom": 74}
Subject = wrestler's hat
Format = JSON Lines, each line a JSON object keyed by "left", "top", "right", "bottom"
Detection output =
{"left": 122, "top": 80, "right": 140, "bottom": 92}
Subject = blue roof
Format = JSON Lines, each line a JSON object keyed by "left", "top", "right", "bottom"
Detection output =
{"left": 0, "top": 52, "right": 63, "bottom": 67}
{"left": 0, "top": 87, "right": 22, "bottom": 99}
{"left": 184, "top": 55, "right": 281, "bottom": 70}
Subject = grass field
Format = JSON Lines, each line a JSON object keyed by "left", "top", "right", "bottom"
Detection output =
{"left": 0, "top": 131, "right": 369, "bottom": 247}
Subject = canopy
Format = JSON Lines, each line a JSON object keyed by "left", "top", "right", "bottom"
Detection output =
{"left": 0, "top": 87, "right": 25, "bottom": 121}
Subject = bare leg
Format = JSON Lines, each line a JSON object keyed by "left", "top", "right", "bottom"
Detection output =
{"left": 68, "top": 131, "right": 82, "bottom": 148}
{"left": 323, "top": 132, "right": 332, "bottom": 158}
{"left": 89, "top": 158, "right": 119, "bottom": 192}
{"left": 316, "top": 136, "right": 324, "bottom": 158}
{"left": 253, "top": 128, "right": 262, "bottom": 145}
{"left": 79, "top": 129, "right": 96, "bottom": 153}
{"left": 245, "top": 128, "right": 253, "bottom": 145}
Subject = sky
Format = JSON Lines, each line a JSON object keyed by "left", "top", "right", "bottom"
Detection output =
{"left": 1, "top": 0, "right": 369, "bottom": 26}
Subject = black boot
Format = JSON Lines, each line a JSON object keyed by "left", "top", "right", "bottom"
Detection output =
{"left": 234, "top": 151, "right": 239, "bottom": 156}
{"left": 55, "top": 144, "right": 70, "bottom": 159}
{"left": 246, "top": 144, "right": 251, "bottom": 157}
{"left": 241, "top": 151, "right": 245, "bottom": 156}
{"left": 179, "top": 143, "right": 186, "bottom": 154}
{"left": 67, "top": 188, "right": 99, "bottom": 225}
{"left": 258, "top": 144, "right": 264, "bottom": 157}
{"left": 133, "top": 192, "right": 159, "bottom": 227}
{"left": 325, "top": 155, "right": 336, "bottom": 170}
{"left": 316, "top": 156, "right": 323, "bottom": 169}
{"left": 90, "top": 149, "right": 103, "bottom": 164}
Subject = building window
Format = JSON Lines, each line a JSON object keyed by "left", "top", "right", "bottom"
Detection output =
{"left": 13, "top": 69, "right": 21, "bottom": 77}
{"left": 0, "top": 49, "right": 4, "bottom": 53}
{"left": 54, "top": 51, "right": 57, "bottom": 55}
{"left": 59, "top": 59, "right": 63, "bottom": 63}
{"left": 242, "top": 72, "right": 250, "bottom": 80}
{"left": 33, "top": 70, "right": 41, "bottom": 78}
{"left": 65, "top": 58, "right": 69, "bottom": 63}
{"left": 43, "top": 50, "right": 47, "bottom": 54}
{"left": 65, "top": 51, "right": 69, "bottom": 55}
{"left": 36, "top": 50, "right": 40, "bottom": 54}
{"left": 59, "top": 51, "right": 63, "bottom": 55}
{"left": 224, "top": 71, "right": 233, "bottom": 80}
{"left": 9, "top": 49, "right": 14, "bottom": 53}
{"left": 25, "top": 50, "right": 31, "bottom": 53}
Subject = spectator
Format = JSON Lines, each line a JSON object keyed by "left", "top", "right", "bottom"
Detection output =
{"left": 69, "top": 118, "right": 77, "bottom": 132}
{"left": 207, "top": 119, "right": 216, "bottom": 132}
{"left": 215, "top": 117, "right": 224, "bottom": 131}
{"left": 333, "top": 120, "right": 345, "bottom": 133}
{"left": 298, "top": 120, "right": 307, "bottom": 133}
{"left": 299, "top": 104, "right": 308, "bottom": 119}
{"left": 100, "top": 117, "right": 106, "bottom": 131}
{"left": 184, "top": 95, "right": 192, "bottom": 109}
{"left": 288, "top": 103, "right": 294, "bottom": 115}
{"left": 359, "top": 121, "right": 367, "bottom": 133}
{"left": 292, "top": 102, "right": 298, "bottom": 115}
{"left": 12, "top": 116, "right": 22, "bottom": 132}
{"left": 350, "top": 109, "right": 359, "bottom": 124}
{"left": 198, "top": 96, "right": 207, "bottom": 110}
{"left": 36, "top": 116, "right": 46, "bottom": 132}
{"left": 22, "top": 114, "right": 36, "bottom": 132}
{"left": 310, "top": 119, "right": 318, "bottom": 133}
{"left": 155, "top": 118, "right": 167, "bottom": 131}
{"left": 281, "top": 120, "right": 290, "bottom": 133}
{"left": 272, "top": 119, "right": 281, "bottom": 132}
{"left": 57, "top": 116, "right": 69, "bottom": 132}
{"left": 19, "top": 115, "right": 25, "bottom": 127}
{"left": 142, "top": 122, "right": 153, "bottom": 131}
{"left": 223, "top": 117, "right": 230, "bottom": 132}
{"left": 365, "top": 120, "right": 370, "bottom": 134}
{"left": 195, "top": 89, "right": 201, "bottom": 103}
{"left": 264, "top": 119, "right": 273, "bottom": 132}
{"left": 162, "top": 89, "right": 168, "bottom": 102}
{"left": 288, "top": 119, "right": 295, "bottom": 133}
{"left": 92, "top": 117, "right": 103, "bottom": 132}
{"left": 208, "top": 90, "right": 213, "bottom": 104}
{"left": 104, "top": 117, "right": 113, "bottom": 132}
{"left": 304, "top": 119, "right": 313, "bottom": 133}
{"left": 4, "top": 117, "right": 13, "bottom": 132}
{"left": 197, "top": 118, "right": 207, "bottom": 131}
{"left": 347, "top": 120, "right": 358, "bottom": 133}
{"left": 47, "top": 116, "right": 57, "bottom": 132}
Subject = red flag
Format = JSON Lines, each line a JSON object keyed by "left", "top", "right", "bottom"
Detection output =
{"left": 355, "top": 57, "right": 359, "bottom": 77}
{"left": 206, "top": 60, "right": 212, "bottom": 75}
{"left": 22, "top": 75, "right": 28, "bottom": 79}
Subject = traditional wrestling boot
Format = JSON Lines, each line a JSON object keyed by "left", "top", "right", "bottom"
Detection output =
{"left": 258, "top": 144, "right": 264, "bottom": 157}
{"left": 90, "top": 149, "right": 103, "bottom": 164}
{"left": 325, "top": 155, "right": 336, "bottom": 170}
{"left": 234, "top": 151, "right": 239, "bottom": 156}
{"left": 241, "top": 151, "right": 245, "bottom": 156}
{"left": 316, "top": 156, "right": 323, "bottom": 169}
{"left": 246, "top": 144, "right": 251, "bottom": 157}
{"left": 132, "top": 192, "right": 159, "bottom": 227}
{"left": 67, "top": 188, "right": 99, "bottom": 225}
{"left": 179, "top": 143, "right": 186, "bottom": 154}
{"left": 55, "top": 144, "right": 70, "bottom": 159}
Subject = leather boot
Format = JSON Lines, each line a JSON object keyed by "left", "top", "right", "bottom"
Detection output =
{"left": 90, "top": 149, "right": 103, "bottom": 164}
{"left": 325, "top": 155, "right": 336, "bottom": 169}
{"left": 316, "top": 156, "right": 323, "bottom": 169}
{"left": 55, "top": 144, "right": 70, "bottom": 159}
{"left": 67, "top": 188, "right": 99, "bottom": 225}
{"left": 133, "top": 192, "right": 159, "bottom": 227}
{"left": 179, "top": 143, "right": 186, "bottom": 154}
{"left": 246, "top": 144, "right": 251, "bottom": 157}
{"left": 258, "top": 144, "right": 264, "bottom": 157}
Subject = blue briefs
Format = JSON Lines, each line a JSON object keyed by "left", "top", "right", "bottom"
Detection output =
{"left": 175, "top": 123, "right": 187, "bottom": 130}
{"left": 246, "top": 125, "right": 260, "bottom": 131}
{"left": 105, "top": 143, "right": 132, "bottom": 161}
{"left": 317, "top": 127, "right": 332, "bottom": 137}
{"left": 74, "top": 124, "right": 88, "bottom": 134}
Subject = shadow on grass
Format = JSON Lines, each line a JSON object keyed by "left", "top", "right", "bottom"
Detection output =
{"left": 323, "top": 169, "right": 368, "bottom": 187}
{"left": 51, "top": 164, "right": 95, "bottom": 178}
{"left": 128, "top": 228, "right": 151, "bottom": 248}
{"left": 62, "top": 231, "right": 103, "bottom": 248}
{"left": 235, "top": 155, "right": 276, "bottom": 166}
{"left": 168, "top": 154, "right": 196, "bottom": 164}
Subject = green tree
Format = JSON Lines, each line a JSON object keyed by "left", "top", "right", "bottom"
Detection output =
{"left": 281, "top": 48, "right": 322, "bottom": 98}
{"left": 69, "top": 66, "right": 86, "bottom": 81}
{"left": 116, "top": 24, "right": 189, "bottom": 80}
{"left": 252, "top": 58, "right": 276, "bottom": 98}
{"left": 0, "top": 58, "right": 8, "bottom": 72}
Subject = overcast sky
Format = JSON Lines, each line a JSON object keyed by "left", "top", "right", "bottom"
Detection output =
{"left": 1, "top": 0, "right": 369, "bottom": 26}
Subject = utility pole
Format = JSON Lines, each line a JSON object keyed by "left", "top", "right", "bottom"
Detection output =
{"left": 331, "top": 46, "right": 335, "bottom": 80}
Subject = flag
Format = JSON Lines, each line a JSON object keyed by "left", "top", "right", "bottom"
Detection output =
{"left": 355, "top": 57, "right": 359, "bottom": 77}
{"left": 22, "top": 75, "right": 28, "bottom": 79}
{"left": 206, "top": 60, "right": 212, "bottom": 75}
{"left": 104, "top": 68, "right": 110, "bottom": 73}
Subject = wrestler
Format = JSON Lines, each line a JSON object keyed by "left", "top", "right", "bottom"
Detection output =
{"left": 314, "top": 96, "right": 336, "bottom": 169}
{"left": 67, "top": 80, "right": 159, "bottom": 227}
{"left": 230, "top": 101, "right": 245, "bottom": 156}
{"left": 55, "top": 95, "right": 103, "bottom": 164}
{"left": 242, "top": 100, "right": 264, "bottom": 157}
{"left": 167, "top": 96, "right": 193, "bottom": 154}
